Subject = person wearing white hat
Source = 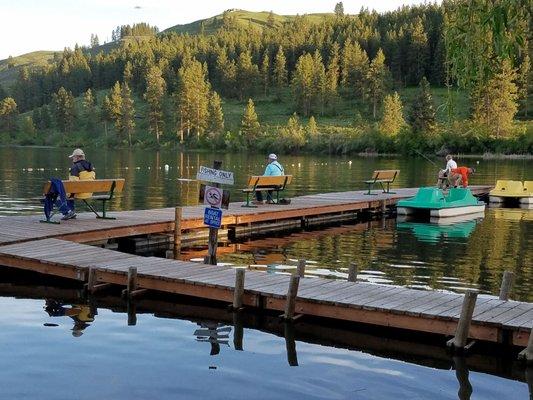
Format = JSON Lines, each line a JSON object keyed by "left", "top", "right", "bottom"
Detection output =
{"left": 61, "top": 148, "right": 96, "bottom": 220}
{"left": 253, "top": 153, "right": 285, "bottom": 204}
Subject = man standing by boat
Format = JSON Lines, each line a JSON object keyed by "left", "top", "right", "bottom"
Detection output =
{"left": 451, "top": 166, "right": 475, "bottom": 188}
{"left": 437, "top": 154, "right": 457, "bottom": 189}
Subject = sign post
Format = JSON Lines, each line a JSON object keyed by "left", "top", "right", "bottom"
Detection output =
{"left": 203, "top": 160, "right": 222, "bottom": 265}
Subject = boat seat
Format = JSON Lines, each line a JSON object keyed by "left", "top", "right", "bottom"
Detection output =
{"left": 523, "top": 181, "right": 533, "bottom": 196}
{"left": 489, "top": 180, "right": 524, "bottom": 197}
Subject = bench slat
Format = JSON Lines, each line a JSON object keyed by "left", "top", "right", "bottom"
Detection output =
{"left": 245, "top": 175, "right": 292, "bottom": 187}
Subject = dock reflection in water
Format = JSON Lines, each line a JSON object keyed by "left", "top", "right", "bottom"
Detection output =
{"left": 0, "top": 273, "right": 530, "bottom": 399}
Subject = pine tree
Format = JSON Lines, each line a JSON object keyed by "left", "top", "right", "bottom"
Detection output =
{"left": 379, "top": 92, "right": 405, "bottom": 135}
{"left": 517, "top": 55, "right": 530, "bottom": 117}
{"left": 123, "top": 61, "right": 133, "bottom": 86}
{"left": 367, "top": 49, "right": 391, "bottom": 119}
{"left": 176, "top": 59, "right": 210, "bottom": 142}
{"left": 292, "top": 53, "right": 315, "bottom": 116}
{"left": 82, "top": 88, "right": 97, "bottom": 134}
{"left": 241, "top": 98, "right": 261, "bottom": 146}
{"left": 307, "top": 115, "right": 318, "bottom": 138}
{"left": 0, "top": 97, "right": 18, "bottom": 134}
{"left": 108, "top": 81, "right": 123, "bottom": 133}
{"left": 236, "top": 50, "right": 260, "bottom": 101}
{"left": 273, "top": 46, "right": 288, "bottom": 100}
{"left": 20, "top": 116, "right": 36, "bottom": 138}
{"left": 341, "top": 40, "right": 369, "bottom": 99}
{"left": 312, "top": 50, "right": 327, "bottom": 116}
{"left": 52, "top": 87, "right": 76, "bottom": 137}
{"left": 260, "top": 50, "right": 270, "bottom": 96}
{"left": 408, "top": 77, "right": 436, "bottom": 135}
{"left": 407, "top": 17, "right": 428, "bottom": 85}
{"left": 207, "top": 91, "right": 224, "bottom": 136}
{"left": 472, "top": 59, "right": 518, "bottom": 138}
{"left": 100, "top": 95, "right": 113, "bottom": 142}
{"left": 334, "top": 2, "right": 344, "bottom": 17}
{"left": 0, "top": 84, "right": 7, "bottom": 101}
{"left": 325, "top": 43, "right": 340, "bottom": 112}
{"left": 144, "top": 65, "right": 167, "bottom": 145}
{"left": 90, "top": 34, "right": 100, "bottom": 48}
{"left": 280, "top": 113, "right": 305, "bottom": 151}
{"left": 120, "top": 82, "right": 135, "bottom": 146}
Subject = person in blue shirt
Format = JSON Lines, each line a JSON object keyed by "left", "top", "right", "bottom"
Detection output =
{"left": 254, "top": 153, "right": 284, "bottom": 204}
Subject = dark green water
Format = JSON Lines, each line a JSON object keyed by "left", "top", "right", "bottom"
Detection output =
{"left": 1, "top": 146, "right": 530, "bottom": 300}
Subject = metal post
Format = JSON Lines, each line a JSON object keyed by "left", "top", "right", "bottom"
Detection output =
{"left": 204, "top": 160, "right": 222, "bottom": 265}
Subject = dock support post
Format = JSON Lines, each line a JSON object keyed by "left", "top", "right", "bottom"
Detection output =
{"left": 453, "top": 356, "right": 472, "bottom": 400}
{"left": 174, "top": 206, "right": 182, "bottom": 259}
{"left": 296, "top": 259, "right": 306, "bottom": 278}
{"left": 284, "top": 322, "right": 298, "bottom": 366}
{"left": 447, "top": 291, "right": 477, "bottom": 351}
{"left": 127, "top": 300, "right": 137, "bottom": 326}
{"left": 233, "top": 312, "right": 244, "bottom": 351}
{"left": 231, "top": 269, "right": 246, "bottom": 310}
{"left": 127, "top": 267, "right": 137, "bottom": 296}
{"left": 86, "top": 267, "right": 97, "bottom": 293}
{"left": 282, "top": 275, "right": 301, "bottom": 320}
{"left": 348, "top": 262, "right": 358, "bottom": 282}
{"left": 518, "top": 331, "right": 533, "bottom": 364}
{"left": 526, "top": 367, "right": 533, "bottom": 398}
{"left": 498, "top": 271, "right": 514, "bottom": 301}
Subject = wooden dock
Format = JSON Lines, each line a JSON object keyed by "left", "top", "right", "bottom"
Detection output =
{"left": 2, "top": 185, "right": 531, "bottom": 354}
{"left": 0, "top": 186, "right": 491, "bottom": 246}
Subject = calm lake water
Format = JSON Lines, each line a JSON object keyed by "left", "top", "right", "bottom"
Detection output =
{"left": 1, "top": 147, "right": 531, "bottom": 299}
{"left": 0, "top": 146, "right": 531, "bottom": 399}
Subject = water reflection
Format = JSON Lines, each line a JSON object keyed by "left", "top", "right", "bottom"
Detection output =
{"left": 44, "top": 299, "right": 95, "bottom": 336}
{"left": 194, "top": 321, "right": 231, "bottom": 356}
{"left": 396, "top": 213, "right": 484, "bottom": 244}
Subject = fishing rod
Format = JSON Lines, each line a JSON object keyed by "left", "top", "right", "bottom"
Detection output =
{"left": 413, "top": 148, "right": 438, "bottom": 167}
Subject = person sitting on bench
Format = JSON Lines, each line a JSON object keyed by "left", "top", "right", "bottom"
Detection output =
{"left": 62, "top": 148, "right": 96, "bottom": 220}
{"left": 253, "top": 153, "right": 284, "bottom": 205}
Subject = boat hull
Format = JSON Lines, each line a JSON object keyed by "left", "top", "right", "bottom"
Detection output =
{"left": 430, "top": 204, "right": 486, "bottom": 217}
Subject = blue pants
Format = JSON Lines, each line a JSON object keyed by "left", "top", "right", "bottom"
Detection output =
{"left": 57, "top": 199, "right": 75, "bottom": 215}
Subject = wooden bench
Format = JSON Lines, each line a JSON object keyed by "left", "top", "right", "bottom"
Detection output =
{"left": 364, "top": 170, "right": 399, "bottom": 195}
{"left": 41, "top": 179, "right": 125, "bottom": 223}
{"left": 242, "top": 175, "right": 293, "bottom": 207}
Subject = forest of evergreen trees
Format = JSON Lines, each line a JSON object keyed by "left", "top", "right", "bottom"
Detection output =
{"left": 0, "top": 2, "right": 531, "bottom": 154}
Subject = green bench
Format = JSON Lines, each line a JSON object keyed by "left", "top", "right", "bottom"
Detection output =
{"left": 364, "top": 170, "right": 399, "bottom": 195}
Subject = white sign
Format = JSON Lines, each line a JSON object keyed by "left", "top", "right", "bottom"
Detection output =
{"left": 203, "top": 186, "right": 223, "bottom": 208}
{"left": 196, "top": 166, "right": 234, "bottom": 185}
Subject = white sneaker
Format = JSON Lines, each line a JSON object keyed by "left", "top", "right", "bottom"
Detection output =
{"left": 61, "top": 211, "right": 77, "bottom": 220}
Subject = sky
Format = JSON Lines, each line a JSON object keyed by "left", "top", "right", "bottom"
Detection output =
{"left": 0, "top": 0, "right": 437, "bottom": 60}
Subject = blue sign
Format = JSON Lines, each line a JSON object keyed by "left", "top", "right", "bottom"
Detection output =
{"left": 204, "top": 207, "right": 222, "bottom": 228}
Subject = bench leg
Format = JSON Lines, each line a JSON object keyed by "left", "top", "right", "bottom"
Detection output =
{"left": 364, "top": 184, "right": 378, "bottom": 195}
{"left": 96, "top": 200, "right": 116, "bottom": 220}
{"left": 382, "top": 182, "right": 395, "bottom": 194}
{"left": 241, "top": 191, "right": 257, "bottom": 208}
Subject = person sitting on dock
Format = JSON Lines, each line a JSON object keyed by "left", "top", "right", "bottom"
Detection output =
{"left": 253, "top": 153, "right": 284, "bottom": 205}
{"left": 451, "top": 166, "right": 475, "bottom": 188}
{"left": 437, "top": 154, "right": 457, "bottom": 189}
{"left": 62, "top": 148, "right": 96, "bottom": 220}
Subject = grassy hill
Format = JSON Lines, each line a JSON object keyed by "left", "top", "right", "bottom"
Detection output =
{"left": 163, "top": 9, "right": 331, "bottom": 35}
{"left": 0, "top": 51, "right": 58, "bottom": 89}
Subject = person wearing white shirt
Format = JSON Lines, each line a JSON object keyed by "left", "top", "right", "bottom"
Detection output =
{"left": 437, "top": 154, "right": 457, "bottom": 189}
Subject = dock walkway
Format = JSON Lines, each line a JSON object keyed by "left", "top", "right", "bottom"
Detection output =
{"left": 0, "top": 186, "right": 491, "bottom": 245}
{"left": 0, "top": 237, "right": 530, "bottom": 347}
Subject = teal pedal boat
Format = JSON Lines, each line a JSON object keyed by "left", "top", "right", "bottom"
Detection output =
{"left": 397, "top": 187, "right": 485, "bottom": 218}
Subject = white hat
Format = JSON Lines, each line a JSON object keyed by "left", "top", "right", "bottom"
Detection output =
{"left": 68, "top": 148, "right": 85, "bottom": 158}
{"left": 268, "top": 153, "right": 277, "bottom": 160}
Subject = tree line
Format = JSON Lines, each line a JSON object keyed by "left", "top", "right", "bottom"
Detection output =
{"left": 0, "top": 2, "right": 530, "bottom": 153}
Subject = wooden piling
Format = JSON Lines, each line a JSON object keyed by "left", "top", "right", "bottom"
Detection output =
{"left": 232, "top": 269, "right": 246, "bottom": 310}
{"left": 453, "top": 356, "right": 473, "bottom": 400}
{"left": 348, "top": 262, "right": 358, "bottom": 282}
{"left": 519, "top": 331, "right": 533, "bottom": 364}
{"left": 174, "top": 206, "right": 182, "bottom": 259}
{"left": 284, "top": 322, "right": 298, "bottom": 366}
{"left": 283, "top": 275, "right": 300, "bottom": 320}
{"left": 86, "top": 267, "right": 96, "bottom": 293}
{"left": 498, "top": 271, "right": 514, "bottom": 301}
{"left": 232, "top": 312, "right": 244, "bottom": 351}
{"left": 127, "top": 300, "right": 136, "bottom": 326}
{"left": 448, "top": 291, "right": 477, "bottom": 350}
{"left": 125, "top": 267, "right": 137, "bottom": 298}
{"left": 296, "top": 259, "right": 306, "bottom": 278}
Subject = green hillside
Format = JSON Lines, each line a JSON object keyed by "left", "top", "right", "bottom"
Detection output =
{"left": 163, "top": 9, "right": 331, "bottom": 35}
{"left": 0, "top": 51, "right": 58, "bottom": 89}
